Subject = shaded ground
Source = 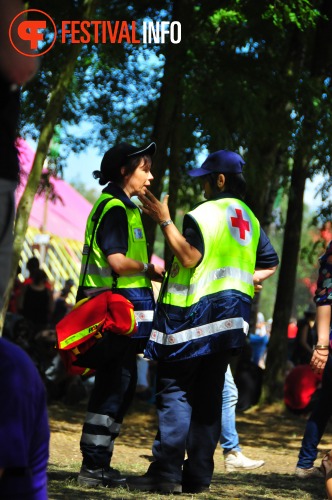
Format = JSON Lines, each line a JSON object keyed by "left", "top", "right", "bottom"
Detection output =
{"left": 48, "top": 399, "right": 332, "bottom": 499}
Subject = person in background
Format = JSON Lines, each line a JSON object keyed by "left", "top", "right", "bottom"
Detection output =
{"left": 221, "top": 365, "right": 265, "bottom": 471}
{"left": 0, "top": 0, "right": 38, "bottom": 314}
{"left": 76, "top": 142, "right": 164, "bottom": 488}
{"left": 51, "top": 279, "right": 74, "bottom": 326}
{"left": 18, "top": 269, "right": 54, "bottom": 332}
{"left": 321, "top": 451, "right": 332, "bottom": 500}
{"left": 23, "top": 257, "right": 52, "bottom": 289}
{"left": 233, "top": 341, "right": 264, "bottom": 411}
{"left": 284, "top": 364, "right": 322, "bottom": 416}
{"left": 291, "top": 304, "right": 317, "bottom": 366}
{"left": 287, "top": 317, "right": 298, "bottom": 361}
{"left": 128, "top": 149, "right": 278, "bottom": 494}
{"left": 7, "top": 266, "right": 23, "bottom": 314}
{"left": 24, "top": 257, "right": 41, "bottom": 285}
{"left": 249, "top": 311, "right": 269, "bottom": 369}
{"left": 295, "top": 241, "right": 332, "bottom": 478}
{"left": 53, "top": 278, "right": 74, "bottom": 301}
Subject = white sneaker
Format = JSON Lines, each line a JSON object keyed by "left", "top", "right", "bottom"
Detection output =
{"left": 224, "top": 450, "right": 265, "bottom": 472}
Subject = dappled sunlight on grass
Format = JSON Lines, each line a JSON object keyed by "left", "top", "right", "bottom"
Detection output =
{"left": 48, "top": 400, "right": 332, "bottom": 499}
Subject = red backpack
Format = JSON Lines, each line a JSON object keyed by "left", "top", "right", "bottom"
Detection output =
{"left": 56, "top": 290, "right": 137, "bottom": 376}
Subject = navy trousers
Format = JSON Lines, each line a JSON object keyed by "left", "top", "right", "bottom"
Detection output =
{"left": 148, "top": 350, "right": 231, "bottom": 485}
{"left": 80, "top": 335, "right": 138, "bottom": 468}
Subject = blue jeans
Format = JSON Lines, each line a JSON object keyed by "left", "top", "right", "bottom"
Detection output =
{"left": 220, "top": 365, "right": 240, "bottom": 454}
{"left": 297, "top": 354, "right": 332, "bottom": 468}
{"left": 249, "top": 333, "right": 269, "bottom": 366}
{"left": 148, "top": 351, "right": 231, "bottom": 486}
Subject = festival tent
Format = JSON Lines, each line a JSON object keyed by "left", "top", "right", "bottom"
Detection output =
{"left": 16, "top": 139, "right": 93, "bottom": 300}
{"left": 17, "top": 138, "right": 92, "bottom": 241}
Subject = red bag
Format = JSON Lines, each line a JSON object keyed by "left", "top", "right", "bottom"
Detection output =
{"left": 56, "top": 290, "right": 137, "bottom": 376}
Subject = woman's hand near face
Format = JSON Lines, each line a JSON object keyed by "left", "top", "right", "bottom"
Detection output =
{"left": 138, "top": 190, "right": 170, "bottom": 223}
{"left": 138, "top": 189, "right": 202, "bottom": 269}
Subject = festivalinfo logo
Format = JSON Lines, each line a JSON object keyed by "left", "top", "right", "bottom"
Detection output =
{"left": 9, "top": 9, "right": 182, "bottom": 57}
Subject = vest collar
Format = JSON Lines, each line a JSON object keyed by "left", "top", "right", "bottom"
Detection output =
{"left": 193, "top": 192, "right": 238, "bottom": 210}
{"left": 102, "top": 183, "right": 137, "bottom": 208}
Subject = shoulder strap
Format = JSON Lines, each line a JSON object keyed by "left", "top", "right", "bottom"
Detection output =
{"left": 81, "top": 197, "right": 113, "bottom": 287}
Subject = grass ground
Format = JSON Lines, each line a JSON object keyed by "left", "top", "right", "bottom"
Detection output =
{"left": 48, "top": 399, "right": 332, "bottom": 499}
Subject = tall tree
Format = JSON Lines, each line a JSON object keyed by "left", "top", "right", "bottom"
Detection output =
{"left": 142, "top": 0, "right": 198, "bottom": 257}
{"left": 0, "top": 0, "right": 99, "bottom": 330}
{"left": 265, "top": 0, "right": 332, "bottom": 400}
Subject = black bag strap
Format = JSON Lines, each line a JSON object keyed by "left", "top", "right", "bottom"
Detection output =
{"left": 156, "top": 256, "right": 174, "bottom": 322}
{"left": 81, "top": 197, "right": 116, "bottom": 288}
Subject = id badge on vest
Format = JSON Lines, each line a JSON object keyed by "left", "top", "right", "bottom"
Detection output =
{"left": 131, "top": 227, "right": 146, "bottom": 242}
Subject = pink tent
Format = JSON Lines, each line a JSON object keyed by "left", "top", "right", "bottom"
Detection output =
{"left": 16, "top": 139, "right": 92, "bottom": 242}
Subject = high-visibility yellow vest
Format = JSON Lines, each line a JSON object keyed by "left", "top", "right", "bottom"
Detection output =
{"left": 163, "top": 198, "right": 260, "bottom": 308}
{"left": 79, "top": 193, "right": 154, "bottom": 339}
{"left": 145, "top": 197, "right": 260, "bottom": 361}
{"left": 79, "top": 194, "right": 151, "bottom": 290}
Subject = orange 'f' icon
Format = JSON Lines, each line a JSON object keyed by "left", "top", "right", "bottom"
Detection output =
{"left": 17, "top": 20, "right": 46, "bottom": 50}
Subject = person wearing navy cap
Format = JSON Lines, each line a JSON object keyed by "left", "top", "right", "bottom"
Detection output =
{"left": 127, "top": 149, "right": 279, "bottom": 493}
{"left": 76, "top": 141, "right": 165, "bottom": 487}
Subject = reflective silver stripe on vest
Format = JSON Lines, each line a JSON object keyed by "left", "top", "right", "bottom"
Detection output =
{"left": 149, "top": 317, "right": 249, "bottom": 346}
{"left": 167, "top": 266, "right": 253, "bottom": 296}
{"left": 135, "top": 310, "right": 154, "bottom": 322}
{"left": 85, "top": 263, "right": 144, "bottom": 278}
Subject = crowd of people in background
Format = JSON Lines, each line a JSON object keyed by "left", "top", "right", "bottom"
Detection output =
{"left": 3, "top": 256, "right": 88, "bottom": 405}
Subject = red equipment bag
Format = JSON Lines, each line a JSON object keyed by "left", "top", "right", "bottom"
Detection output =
{"left": 56, "top": 290, "right": 137, "bottom": 376}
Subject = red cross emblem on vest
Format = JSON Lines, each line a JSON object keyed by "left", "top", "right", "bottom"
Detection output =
{"left": 230, "top": 208, "right": 250, "bottom": 240}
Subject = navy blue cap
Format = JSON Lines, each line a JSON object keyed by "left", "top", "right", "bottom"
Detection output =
{"left": 101, "top": 142, "right": 156, "bottom": 174}
{"left": 94, "top": 142, "right": 156, "bottom": 185}
{"left": 188, "top": 150, "right": 245, "bottom": 177}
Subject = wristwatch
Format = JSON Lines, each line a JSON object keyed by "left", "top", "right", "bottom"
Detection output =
{"left": 160, "top": 219, "right": 173, "bottom": 228}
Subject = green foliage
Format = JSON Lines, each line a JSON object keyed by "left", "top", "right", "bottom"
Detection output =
{"left": 210, "top": 8, "right": 246, "bottom": 27}
{"left": 21, "top": 0, "right": 332, "bottom": 223}
{"left": 21, "top": 1, "right": 167, "bottom": 175}
{"left": 69, "top": 180, "right": 98, "bottom": 204}
{"left": 259, "top": 196, "right": 324, "bottom": 320}
{"left": 263, "top": 0, "right": 321, "bottom": 30}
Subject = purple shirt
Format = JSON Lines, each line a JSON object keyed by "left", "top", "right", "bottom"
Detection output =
{"left": 0, "top": 338, "right": 50, "bottom": 499}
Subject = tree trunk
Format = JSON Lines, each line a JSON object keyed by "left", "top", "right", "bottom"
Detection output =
{"left": 163, "top": 91, "right": 183, "bottom": 268}
{"left": 0, "top": 0, "right": 98, "bottom": 333}
{"left": 247, "top": 147, "right": 286, "bottom": 336}
{"left": 264, "top": 148, "right": 308, "bottom": 401}
{"left": 144, "top": 0, "right": 195, "bottom": 258}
